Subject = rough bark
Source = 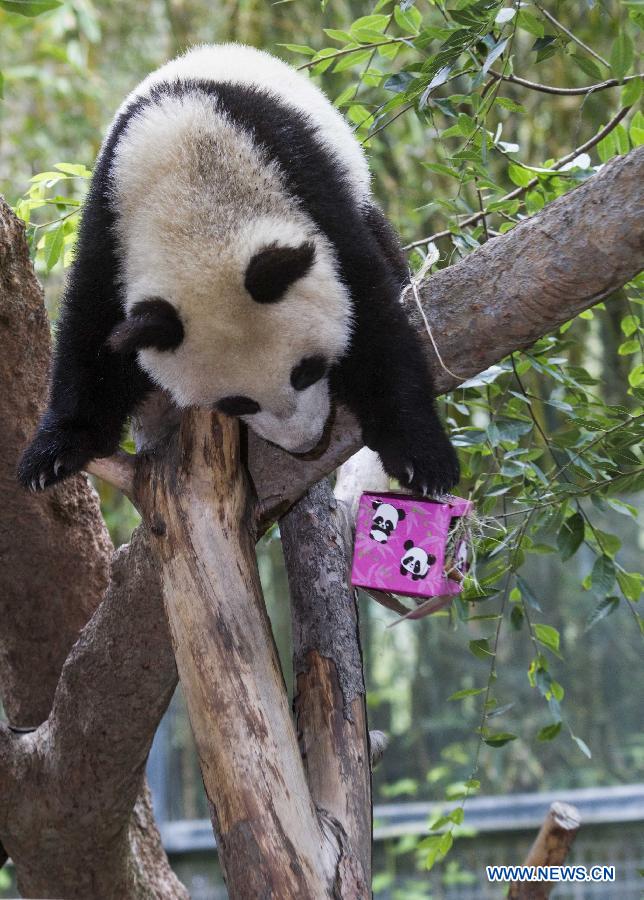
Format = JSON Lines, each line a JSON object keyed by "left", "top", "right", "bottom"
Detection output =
{"left": 0, "top": 196, "right": 111, "bottom": 727}
{"left": 133, "top": 410, "right": 339, "bottom": 898}
{"left": 509, "top": 802, "right": 581, "bottom": 899}
{"left": 251, "top": 147, "right": 644, "bottom": 524}
{"left": 282, "top": 479, "right": 371, "bottom": 898}
{"left": 0, "top": 199, "right": 184, "bottom": 897}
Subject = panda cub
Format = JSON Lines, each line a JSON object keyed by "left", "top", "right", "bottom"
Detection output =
{"left": 19, "top": 43, "right": 459, "bottom": 496}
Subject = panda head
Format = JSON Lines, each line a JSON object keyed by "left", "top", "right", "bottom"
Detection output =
{"left": 370, "top": 501, "right": 405, "bottom": 543}
{"left": 400, "top": 540, "right": 436, "bottom": 581}
{"left": 108, "top": 212, "right": 351, "bottom": 454}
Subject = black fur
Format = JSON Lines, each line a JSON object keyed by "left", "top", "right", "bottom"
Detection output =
{"left": 290, "top": 355, "right": 327, "bottom": 391}
{"left": 19, "top": 75, "right": 459, "bottom": 495}
{"left": 107, "top": 298, "right": 184, "bottom": 354}
{"left": 216, "top": 396, "right": 261, "bottom": 416}
{"left": 245, "top": 241, "right": 315, "bottom": 304}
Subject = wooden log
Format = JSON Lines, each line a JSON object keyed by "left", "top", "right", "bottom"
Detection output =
{"left": 135, "top": 409, "right": 338, "bottom": 899}
{"left": 509, "top": 801, "right": 581, "bottom": 899}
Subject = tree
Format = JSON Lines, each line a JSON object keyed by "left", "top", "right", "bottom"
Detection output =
{"left": 0, "top": 144, "right": 642, "bottom": 897}
{"left": 1, "top": 0, "right": 643, "bottom": 895}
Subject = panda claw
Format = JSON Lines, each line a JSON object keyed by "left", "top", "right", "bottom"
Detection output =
{"left": 421, "top": 483, "right": 428, "bottom": 497}
{"left": 30, "top": 478, "right": 38, "bottom": 493}
{"left": 405, "top": 464, "right": 414, "bottom": 485}
{"left": 39, "top": 472, "right": 47, "bottom": 491}
{"left": 54, "top": 458, "right": 64, "bottom": 477}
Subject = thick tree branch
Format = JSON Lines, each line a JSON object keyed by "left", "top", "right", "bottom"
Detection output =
{"left": 282, "top": 479, "right": 372, "bottom": 897}
{"left": 133, "top": 410, "right": 340, "bottom": 898}
{"left": 0, "top": 197, "right": 112, "bottom": 726}
{"left": 509, "top": 802, "right": 581, "bottom": 899}
{"left": 0, "top": 198, "right": 184, "bottom": 897}
{"left": 250, "top": 147, "right": 644, "bottom": 523}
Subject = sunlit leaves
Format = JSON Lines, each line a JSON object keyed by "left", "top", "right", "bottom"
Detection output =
{"left": 0, "top": 0, "right": 61, "bottom": 16}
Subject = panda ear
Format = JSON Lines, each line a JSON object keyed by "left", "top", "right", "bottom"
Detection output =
{"left": 107, "top": 298, "right": 184, "bottom": 355}
{"left": 404, "top": 539, "right": 414, "bottom": 550}
{"left": 372, "top": 500, "right": 380, "bottom": 510}
{"left": 400, "top": 565, "right": 407, "bottom": 576}
{"left": 245, "top": 242, "right": 315, "bottom": 304}
{"left": 397, "top": 509, "right": 406, "bottom": 520}
{"left": 428, "top": 554, "right": 436, "bottom": 566}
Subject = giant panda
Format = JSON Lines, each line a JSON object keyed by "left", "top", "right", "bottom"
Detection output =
{"left": 19, "top": 43, "right": 459, "bottom": 496}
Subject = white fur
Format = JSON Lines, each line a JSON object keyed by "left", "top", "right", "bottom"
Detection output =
{"left": 109, "top": 50, "right": 361, "bottom": 451}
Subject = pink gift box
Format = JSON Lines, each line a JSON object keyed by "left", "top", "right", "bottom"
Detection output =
{"left": 350, "top": 492, "right": 473, "bottom": 600}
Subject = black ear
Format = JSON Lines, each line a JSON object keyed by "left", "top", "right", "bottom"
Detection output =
{"left": 428, "top": 554, "right": 436, "bottom": 566}
{"left": 107, "top": 298, "right": 184, "bottom": 355}
{"left": 397, "top": 509, "right": 406, "bottom": 521}
{"left": 400, "top": 565, "right": 408, "bottom": 576}
{"left": 245, "top": 242, "right": 315, "bottom": 304}
{"left": 404, "top": 539, "right": 414, "bottom": 550}
{"left": 372, "top": 500, "right": 380, "bottom": 510}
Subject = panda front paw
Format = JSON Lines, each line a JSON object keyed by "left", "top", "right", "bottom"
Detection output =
{"left": 369, "top": 425, "right": 460, "bottom": 497}
{"left": 18, "top": 421, "right": 115, "bottom": 492}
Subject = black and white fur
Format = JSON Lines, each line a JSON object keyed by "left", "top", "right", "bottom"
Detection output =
{"left": 19, "top": 44, "right": 459, "bottom": 494}
{"left": 400, "top": 540, "right": 436, "bottom": 581}
{"left": 370, "top": 501, "right": 405, "bottom": 544}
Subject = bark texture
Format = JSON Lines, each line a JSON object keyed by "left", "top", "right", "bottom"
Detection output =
{"left": 251, "top": 147, "right": 644, "bottom": 523}
{"left": 0, "top": 197, "right": 111, "bottom": 727}
{"left": 134, "top": 410, "right": 339, "bottom": 898}
{"left": 0, "top": 199, "right": 184, "bottom": 898}
{"left": 282, "top": 479, "right": 372, "bottom": 898}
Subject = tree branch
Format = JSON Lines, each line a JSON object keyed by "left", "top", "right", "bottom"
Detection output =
{"left": 489, "top": 70, "right": 643, "bottom": 96}
{"left": 0, "top": 197, "right": 112, "bottom": 726}
{"left": 282, "top": 479, "right": 372, "bottom": 897}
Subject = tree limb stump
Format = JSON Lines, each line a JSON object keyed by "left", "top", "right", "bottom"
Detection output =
{"left": 509, "top": 801, "right": 581, "bottom": 899}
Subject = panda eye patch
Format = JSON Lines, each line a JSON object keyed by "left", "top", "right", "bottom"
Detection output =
{"left": 290, "top": 355, "right": 327, "bottom": 391}
{"left": 216, "top": 396, "right": 261, "bottom": 416}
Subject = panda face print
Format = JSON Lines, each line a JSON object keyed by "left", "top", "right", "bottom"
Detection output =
{"left": 370, "top": 501, "right": 406, "bottom": 544}
{"left": 400, "top": 540, "right": 436, "bottom": 581}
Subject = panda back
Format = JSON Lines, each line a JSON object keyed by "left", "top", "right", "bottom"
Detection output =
{"left": 112, "top": 43, "right": 371, "bottom": 204}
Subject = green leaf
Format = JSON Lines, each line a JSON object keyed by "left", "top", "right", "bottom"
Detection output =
{"left": 630, "top": 110, "right": 644, "bottom": 146}
{"left": 469, "top": 638, "right": 494, "bottom": 660}
{"left": 621, "top": 314, "right": 640, "bottom": 336}
{"left": 591, "top": 555, "right": 616, "bottom": 595}
{"left": 537, "top": 721, "right": 562, "bottom": 741}
{"left": 516, "top": 10, "right": 544, "bottom": 38}
{"left": 483, "top": 732, "right": 517, "bottom": 747}
{"left": 571, "top": 734, "right": 592, "bottom": 758}
{"left": 45, "top": 225, "right": 65, "bottom": 272}
{"left": 617, "top": 570, "right": 642, "bottom": 602}
{"left": 586, "top": 596, "right": 620, "bottom": 630}
{"left": 618, "top": 338, "right": 640, "bottom": 355}
{"left": 448, "top": 687, "right": 486, "bottom": 701}
{"left": 534, "top": 624, "right": 560, "bottom": 654}
{"left": 557, "top": 513, "right": 584, "bottom": 561}
{"left": 277, "top": 44, "right": 316, "bottom": 56}
{"left": 0, "top": 0, "right": 61, "bottom": 14}
{"left": 0, "top": 71, "right": 4, "bottom": 100}
{"left": 570, "top": 53, "right": 603, "bottom": 80}
{"left": 508, "top": 163, "right": 532, "bottom": 187}
{"left": 610, "top": 32, "right": 634, "bottom": 79}
{"left": 622, "top": 76, "right": 642, "bottom": 106}
{"left": 516, "top": 576, "right": 543, "bottom": 612}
